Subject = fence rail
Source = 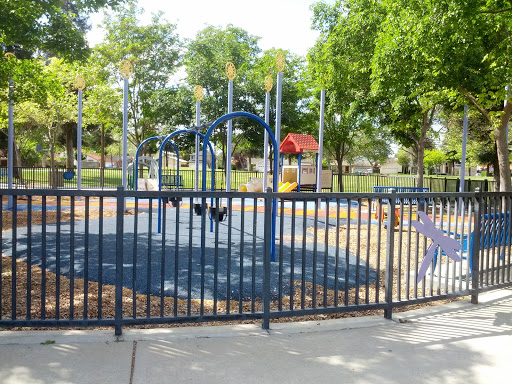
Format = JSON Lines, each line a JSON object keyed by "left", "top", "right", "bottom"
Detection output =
{"left": 1, "top": 187, "right": 510, "bottom": 335}
{"left": 0, "top": 167, "right": 495, "bottom": 193}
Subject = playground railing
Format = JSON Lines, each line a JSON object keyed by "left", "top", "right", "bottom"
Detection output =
{"left": 1, "top": 188, "right": 510, "bottom": 335}
{"left": 332, "top": 173, "right": 495, "bottom": 193}
{"left": 0, "top": 167, "right": 496, "bottom": 193}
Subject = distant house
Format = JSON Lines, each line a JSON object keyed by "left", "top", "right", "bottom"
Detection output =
{"left": 339, "top": 157, "right": 403, "bottom": 174}
{"left": 188, "top": 152, "right": 212, "bottom": 168}
{"left": 379, "top": 158, "right": 403, "bottom": 175}
{"left": 162, "top": 154, "right": 188, "bottom": 168}
{"left": 81, "top": 154, "right": 100, "bottom": 168}
{"left": 102, "top": 155, "right": 133, "bottom": 168}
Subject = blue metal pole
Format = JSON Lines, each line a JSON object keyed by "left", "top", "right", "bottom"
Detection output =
{"left": 316, "top": 89, "right": 325, "bottom": 195}
{"left": 275, "top": 72, "right": 283, "bottom": 179}
{"left": 298, "top": 152, "right": 302, "bottom": 192}
{"left": 77, "top": 89, "right": 83, "bottom": 193}
{"left": 315, "top": 153, "right": 319, "bottom": 192}
{"left": 264, "top": 91, "right": 270, "bottom": 191}
{"left": 122, "top": 77, "right": 128, "bottom": 210}
{"left": 226, "top": 80, "right": 233, "bottom": 191}
{"left": 195, "top": 100, "right": 201, "bottom": 193}
{"left": 7, "top": 78, "right": 13, "bottom": 209}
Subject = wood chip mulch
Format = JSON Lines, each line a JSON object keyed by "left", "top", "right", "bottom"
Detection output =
{"left": 1, "top": 200, "right": 464, "bottom": 331}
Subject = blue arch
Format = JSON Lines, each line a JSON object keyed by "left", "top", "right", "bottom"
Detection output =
{"left": 202, "top": 111, "right": 279, "bottom": 260}
{"left": 158, "top": 139, "right": 182, "bottom": 191}
{"left": 202, "top": 111, "right": 279, "bottom": 192}
{"left": 134, "top": 135, "right": 178, "bottom": 191}
{"left": 155, "top": 129, "right": 216, "bottom": 233}
{"left": 160, "top": 129, "right": 216, "bottom": 191}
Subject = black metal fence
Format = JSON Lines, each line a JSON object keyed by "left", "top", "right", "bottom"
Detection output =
{"left": 0, "top": 167, "right": 495, "bottom": 193}
{"left": 333, "top": 173, "right": 495, "bottom": 193}
{"left": 1, "top": 187, "right": 510, "bottom": 335}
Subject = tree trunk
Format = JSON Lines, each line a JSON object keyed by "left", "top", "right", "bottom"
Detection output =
{"left": 416, "top": 110, "right": 431, "bottom": 189}
{"left": 13, "top": 132, "right": 23, "bottom": 183}
{"left": 335, "top": 149, "right": 344, "bottom": 192}
{"left": 493, "top": 158, "right": 500, "bottom": 192}
{"left": 462, "top": 88, "right": 512, "bottom": 191}
{"left": 496, "top": 101, "right": 512, "bottom": 192}
{"left": 49, "top": 140, "right": 56, "bottom": 189}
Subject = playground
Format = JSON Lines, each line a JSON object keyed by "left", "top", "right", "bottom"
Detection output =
{"left": 1, "top": 58, "right": 493, "bottom": 335}
{"left": 1, "top": 195, "right": 379, "bottom": 300}
{"left": 1, "top": 192, "right": 441, "bottom": 321}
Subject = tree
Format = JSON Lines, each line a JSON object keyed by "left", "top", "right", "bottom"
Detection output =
{"left": 82, "top": 76, "right": 122, "bottom": 171}
{"left": 0, "top": 0, "right": 124, "bottom": 59}
{"left": 396, "top": 148, "right": 411, "bottom": 173}
{"left": 370, "top": 0, "right": 449, "bottom": 188}
{"left": 94, "top": 3, "right": 181, "bottom": 152}
{"left": 0, "top": 55, "right": 47, "bottom": 177}
{"left": 423, "top": 149, "right": 446, "bottom": 175}
{"left": 185, "top": 25, "right": 262, "bottom": 169}
{"left": 308, "top": 0, "right": 385, "bottom": 190}
{"left": 377, "top": 0, "right": 512, "bottom": 191}
{"left": 322, "top": 114, "right": 367, "bottom": 188}
{"left": 350, "top": 130, "right": 393, "bottom": 170}
{"left": 16, "top": 58, "right": 78, "bottom": 187}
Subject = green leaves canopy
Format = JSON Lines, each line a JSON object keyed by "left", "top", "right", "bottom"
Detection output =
{"left": 0, "top": 0, "right": 124, "bottom": 59}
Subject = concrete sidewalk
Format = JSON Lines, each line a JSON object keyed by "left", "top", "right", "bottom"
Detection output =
{"left": 1, "top": 288, "right": 511, "bottom": 384}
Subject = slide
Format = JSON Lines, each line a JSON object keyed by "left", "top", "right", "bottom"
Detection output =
{"left": 238, "top": 178, "right": 264, "bottom": 192}
{"left": 278, "top": 182, "right": 297, "bottom": 192}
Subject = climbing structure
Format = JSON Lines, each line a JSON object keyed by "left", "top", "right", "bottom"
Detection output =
{"left": 279, "top": 133, "right": 331, "bottom": 192}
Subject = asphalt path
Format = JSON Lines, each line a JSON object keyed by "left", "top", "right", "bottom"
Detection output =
{"left": 3, "top": 204, "right": 377, "bottom": 301}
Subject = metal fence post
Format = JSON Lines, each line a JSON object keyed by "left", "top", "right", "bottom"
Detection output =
{"left": 115, "top": 185, "right": 125, "bottom": 336}
{"left": 471, "top": 188, "right": 482, "bottom": 304}
{"left": 384, "top": 189, "right": 396, "bottom": 319}
{"left": 262, "top": 187, "right": 272, "bottom": 329}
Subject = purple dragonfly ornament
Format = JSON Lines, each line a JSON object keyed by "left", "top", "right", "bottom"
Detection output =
{"left": 411, "top": 211, "right": 462, "bottom": 283}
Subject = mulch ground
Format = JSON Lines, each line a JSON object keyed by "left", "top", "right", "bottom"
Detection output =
{"left": 1, "top": 197, "right": 463, "bottom": 331}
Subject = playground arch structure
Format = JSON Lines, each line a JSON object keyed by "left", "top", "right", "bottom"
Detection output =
{"left": 202, "top": 111, "right": 280, "bottom": 259}
{"left": 133, "top": 128, "right": 217, "bottom": 234}
{"left": 132, "top": 111, "right": 281, "bottom": 261}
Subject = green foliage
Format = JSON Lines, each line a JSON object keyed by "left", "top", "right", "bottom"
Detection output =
{"left": 185, "top": 26, "right": 313, "bottom": 166}
{"left": 185, "top": 24, "right": 262, "bottom": 161}
{"left": 308, "top": 0, "right": 389, "bottom": 190}
{"left": 94, "top": 3, "right": 181, "bottom": 149}
{"left": 0, "top": 0, "right": 125, "bottom": 59}
{"left": 350, "top": 130, "right": 393, "bottom": 167}
{"left": 423, "top": 149, "right": 446, "bottom": 174}
{"left": 373, "top": 0, "right": 512, "bottom": 189}
{"left": 20, "top": 141, "right": 41, "bottom": 166}
{"left": 396, "top": 149, "right": 411, "bottom": 171}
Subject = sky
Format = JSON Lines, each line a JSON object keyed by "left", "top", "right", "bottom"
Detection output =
{"left": 87, "top": 0, "right": 335, "bottom": 56}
